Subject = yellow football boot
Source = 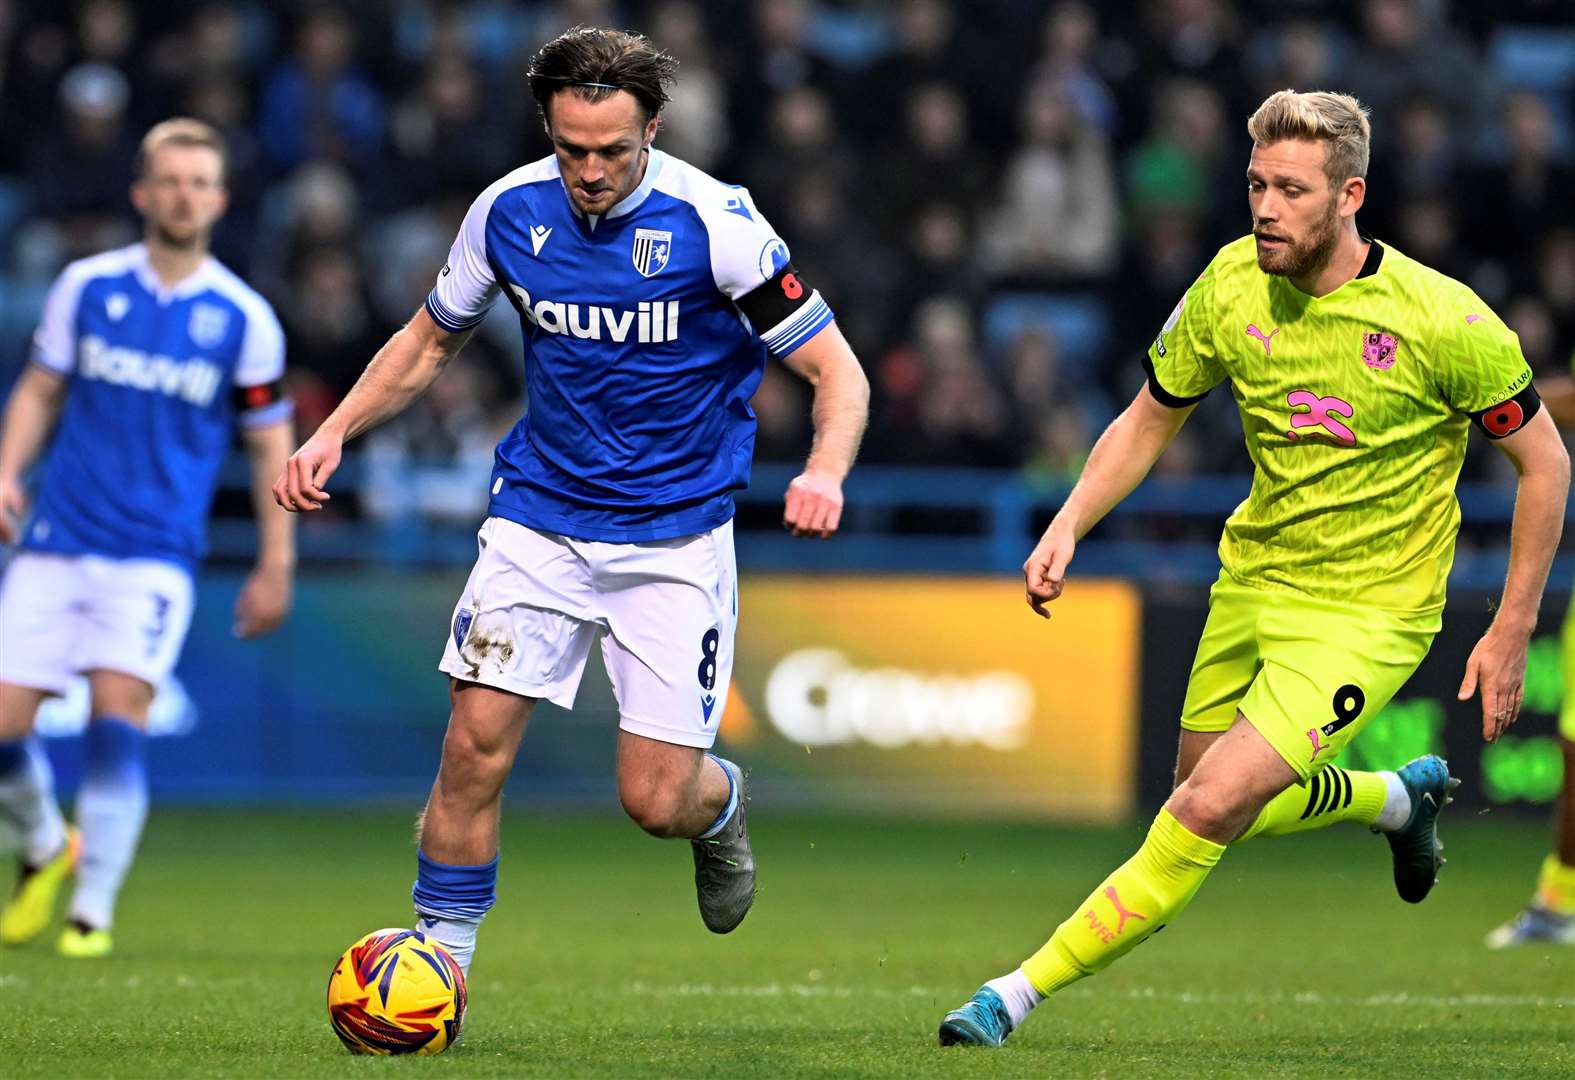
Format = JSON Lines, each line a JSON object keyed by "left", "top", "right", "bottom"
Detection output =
{"left": 0, "top": 827, "right": 81, "bottom": 946}
{"left": 56, "top": 923, "right": 114, "bottom": 959}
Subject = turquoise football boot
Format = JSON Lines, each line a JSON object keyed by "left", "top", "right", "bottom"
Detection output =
{"left": 939, "top": 986, "right": 1014, "bottom": 1047}
{"left": 1383, "top": 755, "right": 1459, "bottom": 903}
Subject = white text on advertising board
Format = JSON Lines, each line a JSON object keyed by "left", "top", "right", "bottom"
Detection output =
{"left": 764, "top": 648, "right": 1034, "bottom": 750}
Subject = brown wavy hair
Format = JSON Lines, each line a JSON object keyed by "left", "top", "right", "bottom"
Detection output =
{"left": 527, "top": 26, "right": 679, "bottom": 125}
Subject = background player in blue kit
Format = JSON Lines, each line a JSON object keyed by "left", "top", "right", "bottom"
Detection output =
{"left": 0, "top": 119, "right": 296, "bottom": 958}
{"left": 274, "top": 27, "right": 869, "bottom": 976}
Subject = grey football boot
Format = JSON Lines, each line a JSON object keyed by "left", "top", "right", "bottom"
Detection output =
{"left": 691, "top": 757, "right": 756, "bottom": 933}
{"left": 1485, "top": 904, "right": 1575, "bottom": 948}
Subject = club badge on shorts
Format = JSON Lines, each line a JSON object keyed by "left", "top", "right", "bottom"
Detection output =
{"left": 453, "top": 608, "right": 475, "bottom": 651}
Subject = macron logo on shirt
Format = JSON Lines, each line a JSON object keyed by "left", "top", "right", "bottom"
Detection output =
{"left": 78, "top": 334, "right": 224, "bottom": 407}
{"left": 508, "top": 284, "right": 680, "bottom": 343}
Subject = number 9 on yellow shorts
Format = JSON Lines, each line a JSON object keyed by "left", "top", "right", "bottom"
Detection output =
{"left": 1179, "top": 574, "right": 1438, "bottom": 781}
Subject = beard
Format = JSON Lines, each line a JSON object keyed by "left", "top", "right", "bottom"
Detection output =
{"left": 1256, "top": 200, "right": 1340, "bottom": 279}
{"left": 151, "top": 220, "right": 204, "bottom": 250}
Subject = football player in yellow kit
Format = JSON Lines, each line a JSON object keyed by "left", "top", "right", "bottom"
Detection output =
{"left": 940, "top": 90, "right": 1570, "bottom": 1046}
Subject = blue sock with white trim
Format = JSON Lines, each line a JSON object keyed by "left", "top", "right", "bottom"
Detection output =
{"left": 70, "top": 717, "right": 148, "bottom": 930}
{"left": 0, "top": 737, "right": 68, "bottom": 866}
{"left": 697, "top": 754, "right": 739, "bottom": 840}
{"left": 412, "top": 851, "right": 498, "bottom": 975}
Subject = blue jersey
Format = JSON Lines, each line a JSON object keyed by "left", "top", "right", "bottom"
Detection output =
{"left": 425, "top": 149, "right": 834, "bottom": 542}
{"left": 23, "top": 243, "right": 290, "bottom": 571}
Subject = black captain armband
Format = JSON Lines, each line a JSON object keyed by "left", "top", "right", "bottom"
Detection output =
{"left": 735, "top": 262, "right": 816, "bottom": 333}
{"left": 233, "top": 378, "right": 286, "bottom": 413}
{"left": 1140, "top": 353, "right": 1209, "bottom": 409}
{"left": 1469, "top": 382, "right": 1541, "bottom": 439}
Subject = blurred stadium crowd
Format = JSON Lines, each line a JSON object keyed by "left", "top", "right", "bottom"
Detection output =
{"left": 1, "top": 0, "right": 1573, "bottom": 523}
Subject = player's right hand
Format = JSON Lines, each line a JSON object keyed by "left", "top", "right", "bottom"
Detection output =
{"left": 1023, "top": 525, "right": 1075, "bottom": 619}
{"left": 1457, "top": 625, "right": 1529, "bottom": 742}
{"left": 0, "top": 475, "right": 26, "bottom": 544}
{"left": 273, "top": 432, "right": 341, "bottom": 512}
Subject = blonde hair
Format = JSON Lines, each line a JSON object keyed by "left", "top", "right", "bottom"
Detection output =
{"left": 135, "top": 118, "right": 227, "bottom": 182}
{"left": 1247, "top": 90, "right": 1371, "bottom": 183}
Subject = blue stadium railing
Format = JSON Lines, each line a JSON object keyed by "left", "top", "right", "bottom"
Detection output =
{"left": 207, "top": 457, "right": 1574, "bottom": 591}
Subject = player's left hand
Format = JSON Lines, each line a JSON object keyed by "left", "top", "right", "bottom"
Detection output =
{"left": 234, "top": 561, "right": 294, "bottom": 639}
{"left": 783, "top": 470, "right": 844, "bottom": 539}
{"left": 1457, "top": 625, "right": 1529, "bottom": 742}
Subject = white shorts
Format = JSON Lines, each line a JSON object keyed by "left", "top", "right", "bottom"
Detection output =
{"left": 0, "top": 552, "right": 196, "bottom": 695}
{"left": 439, "top": 517, "right": 737, "bottom": 749}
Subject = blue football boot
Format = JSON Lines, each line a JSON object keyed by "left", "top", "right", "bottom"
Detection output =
{"left": 938, "top": 986, "right": 1014, "bottom": 1047}
{"left": 1383, "top": 755, "right": 1459, "bottom": 904}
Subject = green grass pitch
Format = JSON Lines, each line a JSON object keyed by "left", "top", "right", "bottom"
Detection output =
{"left": 3, "top": 809, "right": 1572, "bottom": 1077}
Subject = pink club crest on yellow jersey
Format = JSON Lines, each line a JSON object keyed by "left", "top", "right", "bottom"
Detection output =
{"left": 1362, "top": 331, "right": 1398, "bottom": 370}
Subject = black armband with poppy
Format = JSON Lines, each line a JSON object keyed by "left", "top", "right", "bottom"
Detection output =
{"left": 1469, "top": 383, "right": 1541, "bottom": 440}
{"left": 735, "top": 263, "right": 816, "bottom": 336}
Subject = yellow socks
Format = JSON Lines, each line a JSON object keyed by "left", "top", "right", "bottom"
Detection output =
{"left": 1021, "top": 809, "right": 1225, "bottom": 996}
{"left": 1534, "top": 854, "right": 1575, "bottom": 916}
{"left": 1235, "top": 766, "right": 1387, "bottom": 842}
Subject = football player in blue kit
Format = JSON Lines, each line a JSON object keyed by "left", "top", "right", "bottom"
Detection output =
{"left": 0, "top": 119, "right": 295, "bottom": 958}
{"left": 274, "top": 27, "right": 869, "bottom": 976}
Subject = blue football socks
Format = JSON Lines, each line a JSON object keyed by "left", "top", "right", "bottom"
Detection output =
{"left": 412, "top": 850, "right": 498, "bottom": 975}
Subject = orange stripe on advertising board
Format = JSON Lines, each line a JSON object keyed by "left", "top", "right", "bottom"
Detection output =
{"left": 723, "top": 576, "right": 1141, "bottom": 822}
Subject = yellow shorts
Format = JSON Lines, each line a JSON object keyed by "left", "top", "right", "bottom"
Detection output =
{"left": 1561, "top": 601, "right": 1574, "bottom": 742}
{"left": 1179, "top": 574, "right": 1437, "bottom": 781}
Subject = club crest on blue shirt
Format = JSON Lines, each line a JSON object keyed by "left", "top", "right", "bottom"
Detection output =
{"left": 632, "top": 228, "right": 672, "bottom": 278}
{"left": 105, "top": 293, "right": 130, "bottom": 321}
{"left": 188, "top": 302, "right": 230, "bottom": 348}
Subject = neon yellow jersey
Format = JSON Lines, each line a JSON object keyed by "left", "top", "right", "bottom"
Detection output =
{"left": 1146, "top": 235, "right": 1534, "bottom": 616}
